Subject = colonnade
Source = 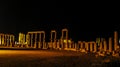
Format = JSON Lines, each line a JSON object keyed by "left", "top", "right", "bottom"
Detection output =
{"left": 0, "top": 29, "right": 119, "bottom": 54}
{"left": 78, "top": 41, "right": 97, "bottom": 52}
{"left": 27, "top": 31, "right": 46, "bottom": 48}
{"left": 77, "top": 37, "right": 113, "bottom": 53}
{"left": 0, "top": 33, "right": 14, "bottom": 47}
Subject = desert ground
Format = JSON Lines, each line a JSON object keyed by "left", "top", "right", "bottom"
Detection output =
{"left": 0, "top": 49, "right": 120, "bottom": 67}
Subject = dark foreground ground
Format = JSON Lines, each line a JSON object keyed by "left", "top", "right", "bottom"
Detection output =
{"left": 0, "top": 49, "right": 120, "bottom": 67}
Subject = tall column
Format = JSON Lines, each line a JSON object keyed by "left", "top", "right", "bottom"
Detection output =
{"left": 69, "top": 41, "right": 72, "bottom": 48}
{"left": 43, "top": 32, "right": 46, "bottom": 49}
{"left": 50, "top": 31, "right": 56, "bottom": 48}
{"left": 57, "top": 41, "right": 60, "bottom": 49}
{"left": 26, "top": 34, "right": 30, "bottom": 48}
{"left": 10, "top": 35, "right": 12, "bottom": 47}
{"left": 103, "top": 40, "right": 107, "bottom": 51}
{"left": 4, "top": 35, "right": 7, "bottom": 46}
{"left": 109, "top": 37, "right": 112, "bottom": 52}
{"left": 13, "top": 36, "right": 15, "bottom": 44}
{"left": 90, "top": 42, "right": 93, "bottom": 52}
{"left": 66, "top": 30, "right": 68, "bottom": 48}
{"left": 54, "top": 31, "right": 57, "bottom": 49}
{"left": 7, "top": 35, "right": 9, "bottom": 47}
{"left": 99, "top": 42, "right": 103, "bottom": 51}
{"left": 94, "top": 42, "right": 97, "bottom": 52}
{"left": 31, "top": 33, "right": 33, "bottom": 47}
{"left": 38, "top": 33, "right": 41, "bottom": 48}
{"left": 34, "top": 33, "right": 37, "bottom": 48}
{"left": 85, "top": 42, "right": 89, "bottom": 51}
{"left": 114, "top": 31, "right": 118, "bottom": 51}
{"left": 2, "top": 35, "right": 4, "bottom": 45}
{"left": 11, "top": 35, "right": 14, "bottom": 47}
{"left": 80, "top": 42, "right": 83, "bottom": 49}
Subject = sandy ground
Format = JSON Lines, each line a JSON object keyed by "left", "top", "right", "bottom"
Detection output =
{"left": 0, "top": 50, "right": 120, "bottom": 67}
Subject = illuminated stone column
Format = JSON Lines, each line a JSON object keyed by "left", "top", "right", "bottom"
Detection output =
{"left": 10, "top": 35, "right": 14, "bottom": 47}
{"left": 10, "top": 35, "right": 12, "bottom": 47}
{"left": 66, "top": 29, "right": 68, "bottom": 48}
{"left": 54, "top": 31, "right": 57, "bottom": 49}
{"left": 69, "top": 40, "right": 72, "bottom": 48}
{"left": 68, "top": 40, "right": 71, "bottom": 49}
{"left": 89, "top": 42, "right": 93, "bottom": 52}
{"left": 31, "top": 33, "right": 33, "bottom": 47}
{"left": 114, "top": 31, "right": 118, "bottom": 51}
{"left": 94, "top": 42, "right": 97, "bottom": 52}
{"left": 109, "top": 37, "right": 112, "bottom": 52}
{"left": 99, "top": 42, "right": 103, "bottom": 51}
{"left": 6, "top": 35, "right": 9, "bottom": 47}
{"left": 4, "top": 35, "right": 7, "bottom": 46}
{"left": 38, "top": 33, "right": 41, "bottom": 48}
{"left": 43, "top": 32, "right": 46, "bottom": 49}
{"left": 34, "top": 33, "right": 37, "bottom": 48}
{"left": 2, "top": 34, "right": 4, "bottom": 45}
{"left": 80, "top": 42, "right": 83, "bottom": 49}
{"left": 57, "top": 41, "right": 60, "bottom": 49}
{"left": 85, "top": 42, "right": 89, "bottom": 51}
{"left": 26, "top": 34, "right": 30, "bottom": 48}
{"left": 12, "top": 35, "right": 15, "bottom": 47}
{"left": 75, "top": 43, "right": 77, "bottom": 50}
{"left": 103, "top": 40, "right": 107, "bottom": 51}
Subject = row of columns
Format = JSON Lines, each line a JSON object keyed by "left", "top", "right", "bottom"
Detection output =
{"left": 48, "top": 28, "right": 69, "bottom": 49}
{"left": 78, "top": 41, "right": 97, "bottom": 52}
{"left": 0, "top": 34, "right": 14, "bottom": 47}
{"left": 77, "top": 36, "right": 114, "bottom": 53}
{"left": 27, "top": 31, "right": 46, "bottom": 48}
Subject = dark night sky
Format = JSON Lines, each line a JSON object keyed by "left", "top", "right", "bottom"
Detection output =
{"left": 0, "top": 1, "right": 119, "bottom": 41}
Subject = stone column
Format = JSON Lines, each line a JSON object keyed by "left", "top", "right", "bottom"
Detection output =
{"left": 38, "top": 33, "right": 41, "bottom": 48}
{"left": 94, "top": 42, "right": 97, "bottom": 52}
{"left": 85, "top": 42, "right": 89, "bottom": 51}
{"left": 2, "top": 35, "right": 4, "bottom": 45}
{"left": 100, "top": 42, "right": 103, "bottom": 51}
{"left": 66, "top": 30, "right": 68, "bottom": 49}
{"left": 31, "top": 33, "right": 33, "bottom": 47}
{"left": 4, "top": 35, "right": 7, "bottom": 46}
{"left": 26, "top": 34, "right": 30, "bottom": 48}
{"left": 13, "top": 36, "right": 15, "bottom": 44}
{"left": 80, "top": 42, "right": 83, "bottom": 49}
{"left": 7, "top": 35, "right": 9, "bottom": 47}
{"left": 103, "top": 40, "right": 107, "bottom": 51}
{"left": 43, "top": 32, "right": 46, "bottom": 49}
{"left": 10, "top": 35, "right": 12, "bottom": 47}
{"left": 34, "top": 33, "right": 37, "bottom": 48}
{"left": 114, "top": 31, "right": 118, "bottom": 51}
{"left": 90, "top": 42, "right": 93, "bottom": 52}
{"left": 109, "top": 37, "right": 112, "bottom": 52}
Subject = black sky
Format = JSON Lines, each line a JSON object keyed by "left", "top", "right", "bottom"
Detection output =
{"left": 0, "top": 1, "right": 119, "bottom": 41}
